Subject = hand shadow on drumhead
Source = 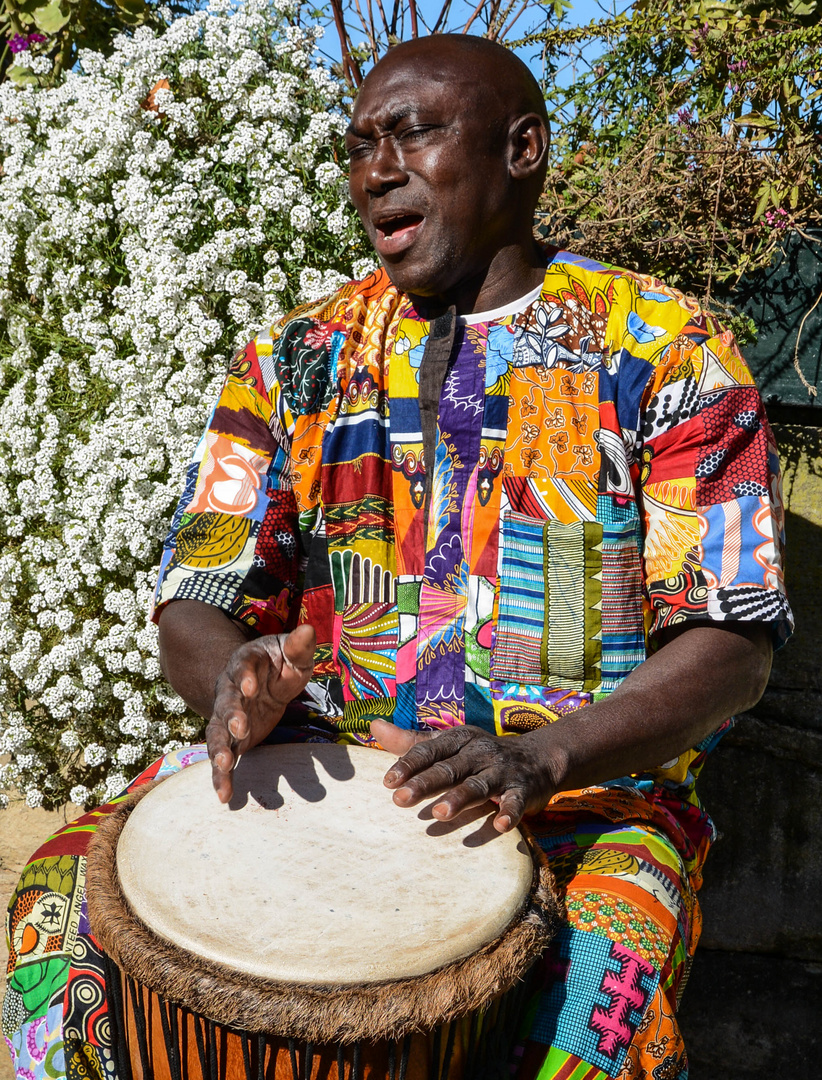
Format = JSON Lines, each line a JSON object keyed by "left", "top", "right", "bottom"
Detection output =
{"left": 227, "top": 744, "right": 357, "bottom": 812}
{"left": 418, "top": 801, "right": 502, "bottom": 847}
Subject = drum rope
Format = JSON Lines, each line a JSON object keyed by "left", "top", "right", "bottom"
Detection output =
{"left": 208, "top": 1012, "right": 219, "bottom": 1080}
{"left": 441, "top": 1021, "right": 458, "bottom": 1080}
{"left": 257, "top": 1032, "right": 266, "bottom": 1080}
{"left": 288, "top": 1036, "right": 299, "bottom": 1080}
{"left": 102, "top": 957, "right": 133, "bottom": 1080}
{"left": 399, "top": 1033, "right": 412, "bottom": 1080}
{"left": 464, "top": 1010, "right": 480, "bottom": 1077}
{"left": 158, "top": 991, "right": 184, "bottom": 1080}
{"left": 193, "top": 1012, "right": 210, "bottom": 1080}
{"left": 126, "top": 977, "right": 152, "bottom": 1080}
{"left": 304, "top": 1041, "right": 314, "bottom": 1080}
{"left": 240, "top": 1031, "right": 253, "bottom": 1080}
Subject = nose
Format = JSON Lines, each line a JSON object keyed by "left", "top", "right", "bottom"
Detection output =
{"left": 360, "top": 137, "right": 409, "bottom": 195}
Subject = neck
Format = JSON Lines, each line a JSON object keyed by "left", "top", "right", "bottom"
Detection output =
{"left": 409, "top": 240, "right": 553, "bottom": 320}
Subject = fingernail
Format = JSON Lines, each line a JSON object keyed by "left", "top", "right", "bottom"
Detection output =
{"left": 228, "top": 719, "right": 240, "bottom": 740}
{"left": 384, "top": 770, "right": 398, "bottom": 784}
{"left": 497, "top": 815, "right": 511, "bottom": 831}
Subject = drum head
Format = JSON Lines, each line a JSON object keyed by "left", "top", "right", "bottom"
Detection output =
{"left": 115, "top": 744, "right": 534, "bottom": 984}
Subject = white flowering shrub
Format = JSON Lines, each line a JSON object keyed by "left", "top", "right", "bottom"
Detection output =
{"left": 0, "top": 0, "right": 374, "bottom": 810}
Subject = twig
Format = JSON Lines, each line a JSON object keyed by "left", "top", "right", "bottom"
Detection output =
{"left": 703, "top": 146, "right": 727, "bottom": 308}
{"left": 329, "top": 0, "right": 363, "bottom": 87}
{"left": 500, "top": 0, "right": 529, "bottom": 40}
{"left": 462, "top": 0, "right": 487, "bottom": 34}
{"left": 793, "top": 286, "right": 822, "bottom": 398}
{"left": 432, "top": 0, "right": 453, "bottom": 35}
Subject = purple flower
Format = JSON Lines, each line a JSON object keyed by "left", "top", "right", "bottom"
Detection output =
{"left": 677, "top": 107, "right": 695, "bottom": 126}
{"left": 764, "top": 208, "right": 789, "bottom": 230}
{"left": 7, "top": 31, "right": 47, "bottom": 53}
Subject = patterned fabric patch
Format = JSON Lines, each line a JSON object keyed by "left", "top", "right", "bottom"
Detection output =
{"left": 545, "top": 521, "right": 602, "bottom": 690}
{"left": 565, "top": 891, "right": 669, "bottom": 971}
{"left": 600, "top": 522, "right": 646, "bottom": 691}
{"left": 494, "top": 512, "right": 548, "bottom": 683}
{"left": 62, "top": 934, "right": 109, "bottom": 1048}
{"left": 337, "top": 602, "right": 398, "bottom": 700}
{"left": 528, "top": 928, "right": 658, "bottom": 1075}
{"left": 7, "top": 857, "right": 84, "bottom": 973}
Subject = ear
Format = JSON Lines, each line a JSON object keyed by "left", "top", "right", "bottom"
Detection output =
{"left": 508, "top": 113, "right": 550, "bottom": 181}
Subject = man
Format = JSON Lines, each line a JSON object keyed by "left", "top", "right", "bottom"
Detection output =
{"left": 5, "top": 34, "right": 790, "bottom": 1080}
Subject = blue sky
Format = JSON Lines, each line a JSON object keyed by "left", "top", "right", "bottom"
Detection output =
{"left": 314, "top": 0, "right": 633, "bottom": 90}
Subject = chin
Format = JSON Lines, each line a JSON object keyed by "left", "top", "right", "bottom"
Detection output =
{"left": 379, "top": 259, "right": 451, "bottom": 302}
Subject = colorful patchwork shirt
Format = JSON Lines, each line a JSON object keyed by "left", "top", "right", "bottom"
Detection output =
{"left": 153, "top": 251, "right": 793, "bottom": 803}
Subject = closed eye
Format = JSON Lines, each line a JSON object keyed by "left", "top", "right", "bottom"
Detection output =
{"left": 345, "top": 140, "right": 373, "bottom": 159}
{"left": 398, "top": 125, "right": 439, "bottom": 143}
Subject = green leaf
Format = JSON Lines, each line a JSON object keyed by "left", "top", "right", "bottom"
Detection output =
{"left": 113, "top": 0, "right": 151, "bottom": 17}
{"left": 7, "top": 63, "right": 41, "bottom": 86}
{"left": 32, "top": 0, "right": 71, "bottom": 33}
{"left": 753, "top": 184, "right": 772, "bottom": 220}
{"left": 734, "top": 112, "right": 777, "bottom": 128}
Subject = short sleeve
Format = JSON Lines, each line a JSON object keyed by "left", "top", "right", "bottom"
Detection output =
{"left": 151, "top": 335, "right": 302, "bottom": 636}
{"left": 639, "top": 315, "right": 793, "bottom": 647}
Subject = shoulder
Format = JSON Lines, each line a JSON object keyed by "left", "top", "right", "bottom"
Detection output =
{"left": 247, "top": 268, "right": 396, "bottom": 416}
{"left": 547, "top": 250, "right": 739, "bottom": 374}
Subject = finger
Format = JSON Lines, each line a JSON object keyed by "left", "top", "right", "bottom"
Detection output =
{"left": 259, "top": 626, "right": 317, "bottom": 706}
{"left": 384, "top": 725, "right": 477, "bottom": 787}
{"left": 492, "top": 787, "right": 528, "bottom": 833}
{"left": 390, "top": 752, "right": 485, "bottom": 806}
{"left": 424, "top": 770, "right": 498, "bottom": 817}
{"left": 371, "top": 718, "right": 433, "bottom": 762}
{"left": 206, "top": 716, "right": 238, "bottom": 803}
{"left": 212, "top": 675, "right": 253, "bottom": 747}
{"left": 222, "top": 650, "right": 263, "bottom": 716}
{"left": 429, "top": 775, "right": 527, "bottom": 832}
{"left": 281, "top": 623, "right": 317, "bottom": 674}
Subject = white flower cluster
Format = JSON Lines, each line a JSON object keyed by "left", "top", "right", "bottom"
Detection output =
{"left": 0, "top": 0, "right": 370, "bottom": 809}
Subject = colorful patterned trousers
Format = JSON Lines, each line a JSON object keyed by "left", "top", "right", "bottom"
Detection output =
{"left": 3, "top": 746, "right": 712, "bottom": 1080}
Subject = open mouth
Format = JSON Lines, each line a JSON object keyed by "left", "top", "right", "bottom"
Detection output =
{"left": 372, "top": 213, "right": 424, "bottom": 255}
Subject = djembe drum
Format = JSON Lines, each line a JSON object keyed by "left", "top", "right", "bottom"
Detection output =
{"left": 87, "top": 744, "right": 560, "bottom": 1080}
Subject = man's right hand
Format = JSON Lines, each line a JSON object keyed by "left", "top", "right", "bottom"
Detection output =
{"left": 206, "top": 624, "right": 316, "bottom": 802}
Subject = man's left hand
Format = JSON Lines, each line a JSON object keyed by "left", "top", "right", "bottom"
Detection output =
{"left": 372, "top": 719, "right": 557, "bottom": 833}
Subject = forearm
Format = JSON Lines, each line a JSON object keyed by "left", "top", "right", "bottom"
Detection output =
{"left": 157, "top": 599, "right": 256, "bottom": 719}
{"left": 523, "top": 622, "right": 773, "bottom": 794}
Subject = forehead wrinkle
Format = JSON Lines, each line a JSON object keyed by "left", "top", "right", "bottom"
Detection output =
{"left": 348, "top": 102, "right": 417, "bottom": 139}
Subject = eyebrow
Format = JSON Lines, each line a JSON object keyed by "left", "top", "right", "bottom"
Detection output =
{"left": 345, "top": 105, "right": 417, "bottom": 140}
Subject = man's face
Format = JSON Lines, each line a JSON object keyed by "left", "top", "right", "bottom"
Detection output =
{"left": 346, "top": 54, "right": 513, "bottom": 303}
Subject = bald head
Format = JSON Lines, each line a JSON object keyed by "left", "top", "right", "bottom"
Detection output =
{"left": 367, "top": 35, "right": 548, "bottom": 137}
{"left": 346, "top": 34, "right": 551, "bottom": 311}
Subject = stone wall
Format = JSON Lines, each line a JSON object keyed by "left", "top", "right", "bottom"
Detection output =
{"left": 678, "top": 422, "right": 822, "bottom": 1078}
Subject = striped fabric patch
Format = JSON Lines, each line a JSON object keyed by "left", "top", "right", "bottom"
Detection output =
{"left": 493, "top": 515, "right": 603, "bottom": 690}
{"left": 600, "top": 522, "right": 646, "bottom": 691}
{"left": 493, "top": 513, "right": 547, "bottom": 682}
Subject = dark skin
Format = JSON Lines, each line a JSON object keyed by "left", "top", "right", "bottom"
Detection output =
{"left": 158, "top": 36, "right": 773, "bottom": 818}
